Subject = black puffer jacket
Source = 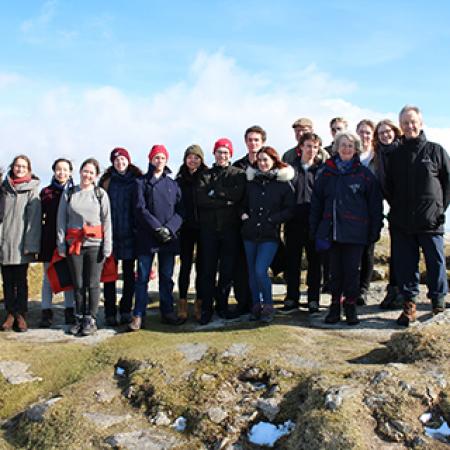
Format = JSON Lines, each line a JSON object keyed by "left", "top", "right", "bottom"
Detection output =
{"left": 197, "top": 164, "right": 246, "bottom": 232}
{"left": 385, "top": 132, "right": 450, "bottom": 234}
{"left": 241, "top": 166, "right": 295, "bottom": 242}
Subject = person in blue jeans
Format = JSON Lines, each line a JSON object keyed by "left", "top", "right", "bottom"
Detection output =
{"left": 130, "top": 145, "right": 183, "bottom": 330}
{"left": 241, "top": 146, "right": 295, "bottom": 322}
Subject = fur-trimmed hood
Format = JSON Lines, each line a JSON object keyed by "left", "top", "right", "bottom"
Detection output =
{"left": 246, "top": 165, "right": 295, "bottom": 182}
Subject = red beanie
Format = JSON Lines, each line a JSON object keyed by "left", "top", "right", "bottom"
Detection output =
{"left": 213, "top": 138, "right": 233, "bottom": 157}
{"left": 110, "top": 147, "right": 131, "bottom": 164}
{"left": 148, "top": 144, "right": 169, "bottom": 162}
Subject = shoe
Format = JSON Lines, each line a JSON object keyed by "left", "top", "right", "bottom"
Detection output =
{"left": 2, "top": 313, "right": 15, "bottom": 332}
{"left": 80, "top": 316, "right": 97, "bottom": 336}
{"left": 379, "top": 286, "right": 403, "bottom": 310}
{"left": 324, "top": 301, "right": 341, "bottom": 324}
{"left": 356, "top": 291, "right": 367, "bottom": 306}
{"left": 128, "top": 315, "right": 142, "bottom": 331}
{"left": 64, "top": 307, "right": 76, "bottom": 325}
{"left": 69, "top": 315, "right": 82, "bottom": 335}
{"left": 39, "top": 309, "right": 53, "bottom": 328}
{"left": 15, "top": 314, "right": 28, "bottom": 332}
{"left": 250, "top": 304, "right": 261, "bottom": 321}
{"left": 343, "top": 301, "right": 360, "bottom": 325}
{"left": 261, "top": 304, "right": 274, "bottom": 323}
{"left": 396, "top": 300, "right": 417, "bottom": 327}
{"left": 432, "top": 297, "right": 446, "bottom": 315}
{"left": 177, "top": 298, "right": 188, "bottom": 323}
{"left": 161, "top": 312, "right": 183, "bottom": 326}
{"left": 105, "top": 316, "right": 118, "bottom": 327}
{"left": 199, "top": 310, "right": 213, "bottom": 326}
{"left": 194, "top": 299, "right": 202, "bottom": 322}
{"left": 308, "top": 300, "right": 320, "bottom": 314}
{"left": 120, "top": 313, "right": 132, "bottom": 325}
{"left": 278, "top": 299, "right": 299, "bottom": 315}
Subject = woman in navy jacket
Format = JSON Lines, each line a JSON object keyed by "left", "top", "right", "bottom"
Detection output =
{"left": 130, "top": 145, "right": 183, "bottom": 330}
{"left": 241, "top": 146, "right": 295, "bottom": 322}
{"left": 310, "top": 131, "right": 383, "bottom": 325}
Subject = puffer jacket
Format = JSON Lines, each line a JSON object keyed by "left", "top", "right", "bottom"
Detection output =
{"left": 385, "top": 132, "right": 450, "bottom": 234}
{"left": 310, "top": 155, "right": 383, "bottom": 245}
{"left": 134, "top": 164, "right": 183, "bottom": 255}
{"left": 99, "top": 165, "right": 142, "bottom": 260}
{"left": 241, "top": 165, "right": 295, "bottom": 242}
{"left": 0, "top": 175, "right": 41, "bottom": 265}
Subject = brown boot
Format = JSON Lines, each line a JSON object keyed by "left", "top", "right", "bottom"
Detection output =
{"left": 194, "top": 299, "right": 202, "bottom": 322}
{"left": 128, "top": 315, "right": 142, "bottom": 332}
{"left": 177, "top": 298, "right": 188, "bottom": 323}
{"left": 15, "top": 314, "right": 28, "bottom": 332}
{"left": 2, "top": 313, "right": 15, "bottom": 332}
{"left": 396, "top": 300, "right": 416, "bottom": 327}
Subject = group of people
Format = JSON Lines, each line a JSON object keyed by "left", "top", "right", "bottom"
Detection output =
{"left": 0, "top": 104, "right": 448, "bottom": 335}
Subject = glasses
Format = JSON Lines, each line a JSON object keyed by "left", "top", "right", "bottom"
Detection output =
{"left": 331, "top": 127, "right": 344, "bottom": 133}
{"left": 14, "top": 164, "right": 29, "bottom": 169}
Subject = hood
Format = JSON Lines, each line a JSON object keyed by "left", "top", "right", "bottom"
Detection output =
{"left": 246, "top": 165, "right": 295, "bottom": 182}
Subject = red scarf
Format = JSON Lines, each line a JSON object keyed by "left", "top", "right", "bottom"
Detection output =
{"left": 10, "top": 175, "right": 31, "bottom": 186}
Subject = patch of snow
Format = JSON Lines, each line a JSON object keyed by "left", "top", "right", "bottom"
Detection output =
{"left": 248, "top": 420, "right": 295, "bottom": 447}
{"left": 173, "top": 416, "right": 187, "bottom": 432}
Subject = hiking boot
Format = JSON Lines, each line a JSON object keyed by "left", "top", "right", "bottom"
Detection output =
{"left": 250, "top": 303, "right": 262, "bottom": 321}
{"left": 128, "top": 315, "right": 142, "bottom": 332}
{"left": 278, "top": 299, "right": 299, "bottom": 315}
{"left": 105, "top": 316, "right": 118, "bottom": 327}
{"left": 308, "top": 300, "right": 320, "bottom": 314}
{"left": 80, "top": 316, "right": 97, "bottom": 336}
{"left": 177, "top": 298, "right": 188, "bottom": 323}
{"left": 2, "top": 313, "right": 15, "bottom": 332}
{"left": 397, "top": 300, "right": 417, "bottom": 327}
{"left": 64, "top": 307, "right": 76, "bottom": 325}
{"left": 199, "top": 310, "right": 213, "bottom": 326}
{"left": 344, "top": 301, "right": 360, "bottom": 326}
{"left": 161, "top": 312, "right": 184, "bottom": 326}
{"left": 39, "top": 309, "right": 53, "bottom": 328}
{"left": 15, "top": 314, "right": 28, "bottom": 332}
{"left": 379, "top": 286, "right": 403, "bottom": 310}
{"left": 356, "top": 291, "right": 367, "bottom": 306}
{"left": 120, "top": 313, "right": 132, "bottom": 325}
{"left": 260, "top": 304, "right": 274, "bottom": 323}
{"left": 432, "top": 297, "right": 446, "bottom": 315}
{"left": 69, "top": 315, "right": 82, "bottom": 335}
{"left": 324, "top": 299, "right": 341, "bottom": 324}
{"left": 194, "top": 299, "right": 202, "bottom": 322}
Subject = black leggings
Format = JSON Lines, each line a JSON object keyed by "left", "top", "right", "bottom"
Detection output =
{"left": 67, "top": 247, "right": 103, "bottom": 318}
{"left": 1, "top": 264, "right": 28, "bottom": 314}
{"left": 178, "top": 226, "right": 202, "bottom": 299}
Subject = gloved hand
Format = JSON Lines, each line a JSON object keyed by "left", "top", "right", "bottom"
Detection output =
{"left": 155, "top": 227, "right": 172, "bottom": 244}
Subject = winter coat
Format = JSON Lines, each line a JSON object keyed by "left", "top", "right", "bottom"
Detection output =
{"left": 197, "top": 164, "right": 246, "bottom": 232}
{"left": 176, "top": 164, "right": 207, "bottom": 229}
{"left": 233, "top": 154, "right": 254, "bottom": 171}
{"left": 134, "top": 164, "right": 183, "bottom": 255}
{"left": 374, "top": 139, "right": 400, "bottom": 197}
{"left": 241, "top": 166, "right": 295, "bottom": 242}
{"left": 99, "top": 165, "right": 142, "bottom": 260}
{"left": 282, "top": 146, "right": 330, "bottom": 166}
{"left": 0, "top": 175, "right": 41, "bottom": 265}
{"left": 385, "top": 131, "right": 450, "bottom": 234}
{"left": 310, "top": 155, "right": 383, "bottom": 246}
{"left": 39, "top": 179, "right": 73, "bottom": 262}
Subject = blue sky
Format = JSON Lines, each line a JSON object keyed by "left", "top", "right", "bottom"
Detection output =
{"left": 1, "top": 0, "right": 450, "bottom": 177}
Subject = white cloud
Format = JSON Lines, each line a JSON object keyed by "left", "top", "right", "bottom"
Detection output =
{"left": 0, "top": 51, "right": 449, "bottom": 183}
{"left": 0, "top": 73, "right": 23, "bottom": 89}
{"left": 20, "top": 0, "right": 58, "bottom": 35}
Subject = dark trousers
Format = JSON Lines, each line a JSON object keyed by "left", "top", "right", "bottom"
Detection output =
{"left": 391, "top": 229, "right": 448, "bottom": 302}
{"left": 321, "top": 250, "right": 331, "bottom": 288}
{"left": 388, "top": 228, "right": 397, "bottom": 287}
{"left": 178, "top": 226, "right": 202, "bottom": 299}
{"left": 67, "top": 246, "right": 103, "bottom": 318}
{"left": 104, "top": 258, "right": 135, "bottom": 318}
{"left": 360, "top": 243, "right": 375, "bottom": 293}
{"left": 285, "top": 224, "right": 321, "bottom": 302}
{"left": 233, "top": 239, "right": 252, "bottom": 312}
{"left": 1, "top": 264, "right": 29, "bottom": 314}
{"left": 199, "top": 228, "right": 239, "bottom": 314}
{"left": 329, "top": 243, "right": 364, "bottom": 300}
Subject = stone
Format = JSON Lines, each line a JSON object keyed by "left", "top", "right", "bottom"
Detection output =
{"left": 95, "top": 389, "right": 118, "bottom": 404}
{"left": 208, "top": 407, "right": 228, "bottom": 424}
{"left": 325, "top": 393, "right": 342, "bottom": 411}
{"left": 176, "top": 343, "right": 209, "bottom": 363}
{"left": 0, "top": 360, "right": 42, "bottom": 384}
{"left": 286, "top": 355, "right": 321, "bottom": 370}
{"left": 371, "top": 267, "right": 386, "bottom": 281}
{"left": 105, "top": 429, "right": 183, "bottom": 449}
{"left": 83, "top": 412, "right": 131, "bottom": 429}
{"left": 200, "top": 373, "right": 215, "bottom": 383}
{"left": 371, "top": 370, "right": 390, "bottom": 385}
{"left": 222, "top": 343, "right": 250, "bottom": 358}
{"left": 25, "top": 397, "right": 62, "bottom": 422}
{"left": 153, "top": 411, "right": 171, "bottom": 426}
{"left": 256, "top": 398, "right": 280, "bottom": 421}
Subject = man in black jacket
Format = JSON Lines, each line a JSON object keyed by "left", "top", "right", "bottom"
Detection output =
{"left": 197, "top": 138, "right": 246, "bottom": 325}
{"left": 385, "top": 105, "right": 450, "bottom": 326}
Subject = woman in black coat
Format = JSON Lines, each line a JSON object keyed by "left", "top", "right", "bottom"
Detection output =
{"left": 241, "top": 146, "right": 295, "bottom": 322}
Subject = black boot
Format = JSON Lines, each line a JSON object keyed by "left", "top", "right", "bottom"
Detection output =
{"left": 356, "top": 290, "right": 367, "bottom": 306}
{"left": 380, "top": 286, "right": 402, "bottom": 310}
{"left": 324, "top": 298, "right": 341, "bottom": 324}
{"left": 344, "top": 301, "right": 360, "bottom": 325}
{"left": 39, "top": 309, "right": 53, "bottom": 328}
{"left": 64, "top": 307, "right": 76, "bottom": 325}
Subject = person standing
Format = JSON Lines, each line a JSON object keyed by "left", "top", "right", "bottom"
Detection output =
{"left": 130, "top": 145, "right": 183, "bottom": 330}
{"left": 324, "top": 117, "right": 348, "bottom": 155}
{"left": 197, "top": 138, "right": 246, "bottom": 325}
{"left": 99, "top": 148, "right": 142, "bottom": 326}
{"left": 57, "top": 158, "right": 112, "bottom": 336}
{"left": 39, "top": 158, "right": 75, "bottom": 327}
{"left": 385, "top": 105, "right": 450, "bottom": 326}
{"left": 1, "top": 155, "right": 41, "bottom": 332}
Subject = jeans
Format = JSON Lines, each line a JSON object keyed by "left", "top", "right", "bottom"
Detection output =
{"left": 1, "top": 264, "right": 28, "bottom": 314}
{"left": 41, "top": 262, "right": 74, "bottom": 309}
{"left": 243, "top": 240, "right": 278, "bottom": 306}
{"left": 134, "top": 252, "right": 175, "bottom": 317}
{"left": 391, "top": 229, "right": 448, "bottom": 302}
{"left": 104, "top": 259, "right": 135, "bottom": 318}
{"left": 67, "top": 246, "right": 103, "bottom": 318}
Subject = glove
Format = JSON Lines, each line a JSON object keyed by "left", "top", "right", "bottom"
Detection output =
{"left": 155, "top": 227, "right": 172, "bottom": 244}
